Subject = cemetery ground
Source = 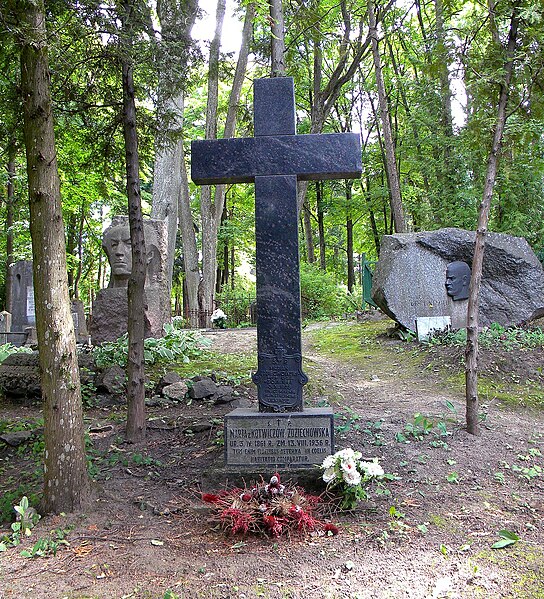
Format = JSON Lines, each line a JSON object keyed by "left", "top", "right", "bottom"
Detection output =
{"left": 0, "top": 318, "right": 543, "bottom": 599}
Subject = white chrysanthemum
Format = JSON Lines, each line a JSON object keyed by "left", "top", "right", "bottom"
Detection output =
{"left": 360, "top": 460, "right": 384, "bottom": 477}
{"left": 340, "top": 458, "right": 357, "bottom": 474}
{"left": 323, "top": 467, "right": 337, "bottom": 483}
{"left": 335, "top": 448, "right": 362, "bottom": 461}
{"left": 342, "top": 468, "right": 361, "bottom": 486}
{"left": 322, "top": 455, "right": 335, "bottom": 469}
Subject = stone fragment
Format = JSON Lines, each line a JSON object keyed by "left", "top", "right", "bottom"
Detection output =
{"left": 372, "top": 228, "right": 544, "bottom": 331}
{"left": 212, "top": 386, "right": 234, "bottom": 404}
{"left": 188, "top": 377, "right": 217, "bottom": 400}
{"left": 96, "top": 365, "right": 126, "bottom": 395}
{"left": 0, "top": 430, "right": 33, "bottom": 447}
{"left": 162, "top": 382, "right": 188, "bottom": 401}
{"left": 156, "top": 371, "right": 183, "bottom": 392}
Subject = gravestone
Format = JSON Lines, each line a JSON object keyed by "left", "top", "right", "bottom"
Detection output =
{"left": 372, "top": 228, "right": 544, "bottom": 331}
{"left": 90, "top": 217, "right": 170, "bottom": 345}
{"left": 192, "top": 77, "right": 361, "bottom": 468}
{"left": 7, "top": 261, "right": 35, "bottom": 345}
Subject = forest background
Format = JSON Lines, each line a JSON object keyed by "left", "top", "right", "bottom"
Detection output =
{"left": 1, "top": 0, "right": 543, "bottom": 326}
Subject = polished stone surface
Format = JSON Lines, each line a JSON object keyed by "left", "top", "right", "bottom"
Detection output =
{"left": 191, "top": 77, "right": 361, "bottom": 414}
{"left": 191, "top": 134, "right": 362, "bottom": 184}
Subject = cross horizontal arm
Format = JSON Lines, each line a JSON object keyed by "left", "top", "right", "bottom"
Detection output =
{"left": 191, "top": 133, "right": 362, "bottom": 185}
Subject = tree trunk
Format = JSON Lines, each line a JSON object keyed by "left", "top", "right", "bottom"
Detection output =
{"left": 178, "top": 145, "right": 200, "bottom": 327}
{"left": 152, "top": 0, "right": 198, "bottom": 298}
{"left": 269, "top": 0, "right": 286, "bottom": 76}
{"left": 317, "top": 182, "right": 326, "bottom": 270}
{"left": 346, "top": 182, "right": 354, "bottom": 292}
{"left": 368, "top": 0, "right": 405, "bottom": 233}
{"left": 465, "top": 3, "right": 519, "bottom": 435}
{"left": 303, "top": 200, "right": 316, "bottom": 263}
{"left": 196, "top": 1, "right": 253, "bottom": 327}
{"left": 18, "top": 0, "right": 90, "bottom": 513}
{"left": 5, "top": 152, "right": 15, "bottom": 312}
{"left": 121, "top": 1, "right": 147, "bottom": 442}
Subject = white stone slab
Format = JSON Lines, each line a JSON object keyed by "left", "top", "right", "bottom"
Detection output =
{"left": 416, "top": 316, "right": 451, "bottom": 341}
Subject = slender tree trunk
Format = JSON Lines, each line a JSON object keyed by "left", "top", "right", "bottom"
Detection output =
{"left": 317, "top": 182, "right": 326, "bottom": 270}
{"left": 17, "top": 0, "right": 90, "bottom": 512}
{"left": 346, "top": 182, "right": 354, "bottom": 292}
{"left": 178, "top": 145, "right": 200, "bottom": 327}
{"left": 152, "top": 0, "right": 198, "bottom": 299}
{"left": 303, "top": 201, "right": 316, "bottom": 263}
{"left": 465, "top": 3, "right": 519, "bottom": 435}
{"left": 269, "top": 0, "right": 286, "bottom": 76}
{"left": 121, "top": 1, "right": 147, "bottom": 442}
{"left": 5, "top": 152, "right": 15, "bottom": 312}
{"left": 197, "top": 1, "right": 253, "bottom": 327}
{"left": 368, "top": 0, "right": 405, "bottom": 233}
{"left": 73, "top": 206, "right": 85, "bottom": 300}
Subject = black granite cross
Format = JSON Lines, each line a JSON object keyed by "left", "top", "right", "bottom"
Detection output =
{"left": 192, "top": 77, "right": 361, "bottom": 413}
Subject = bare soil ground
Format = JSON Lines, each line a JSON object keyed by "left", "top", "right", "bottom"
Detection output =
{"left": 0, "top": 319, "right": 543, "bottom": 599}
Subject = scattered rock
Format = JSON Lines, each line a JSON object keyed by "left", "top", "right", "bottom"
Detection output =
{"left": 96, "top": 365, "right": 126, "bottom": 395}
{"left": 0, "top": 430, "right": 34, "bottom": 447}
{"left": 230, "top": 397, "right": 253, "bottom": 409}
{"left": 156, "top": 371, "right": 183, "bottom": 393}
{"left": 189, "top": 377, "right": 217, "bottom": 400}
{"left": 184, "top": 421, "right": 213, "bottom": 434}
{"left": 212, "top": 385, "right": 234, "bottom": 404}
{"left": 162, "top": 382, "right": 189, "bottom": 401}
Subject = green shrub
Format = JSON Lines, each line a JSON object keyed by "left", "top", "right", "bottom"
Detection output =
{"left": 93, "top": 324, "right": 212, "bottom": 368}
{"left": 300, "top": 263, "right": 351, "bottom": 319}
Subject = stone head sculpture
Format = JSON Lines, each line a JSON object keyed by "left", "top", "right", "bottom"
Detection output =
{"left": 102, "top": 220, "right": 161, "bottom": 288}
{"left": 445, "top": 261, "right": 471, "bottom": 301}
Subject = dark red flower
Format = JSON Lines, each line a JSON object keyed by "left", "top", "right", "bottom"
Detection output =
{"left": 324, "top": 523, "right": 339, "bottom": 535}
{"left": 202, "top": 493, "right": 221, "bottom": 504}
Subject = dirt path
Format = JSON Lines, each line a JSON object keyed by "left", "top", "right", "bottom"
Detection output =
{"left": 1, "top": 323, "right": 543, "bottom": 598}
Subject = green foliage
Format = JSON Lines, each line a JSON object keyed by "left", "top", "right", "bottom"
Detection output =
{"left": 93, "top": 325, "right": 212, "bottom": 369}
{"left": 300, "top": 262, "right": 352, "bottom": 319}
{"left": 0, "top": 496, "right": 40, "bottom": 552}
{"left": 426, "top": 323, "right": 544, "bottom": 351}
{"left": 491, "top": 529, "right": 520, "bottom": 550}
{"left": 395, "top": 413, "right": 450, "bottom": 444}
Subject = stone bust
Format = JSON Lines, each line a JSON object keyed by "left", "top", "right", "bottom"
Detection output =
{"left": 445, "top": 261, "right": 471, "bottom": 301}
{"left": 102, "top": 221, "right": 161, "bottom": 288}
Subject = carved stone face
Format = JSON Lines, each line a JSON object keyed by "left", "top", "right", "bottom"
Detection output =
{"left": 445, "top": 261, "right": 471, "bottom": 301}
{"left": 103, "top": 225, "right": 132, "bottom": 286}
{"left": 102, "top": 222, "right": 161, "bottom": 288}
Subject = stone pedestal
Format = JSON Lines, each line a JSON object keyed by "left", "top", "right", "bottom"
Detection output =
{"left": 90, "top": 287, "right": 168, "bottom": 345}
{"left": 224, "top": 408, "right": 334, "bottom": 469}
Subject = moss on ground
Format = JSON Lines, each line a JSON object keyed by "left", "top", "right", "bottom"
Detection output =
{"left": 475, "top": 543, "right": 544, "bottom": 598}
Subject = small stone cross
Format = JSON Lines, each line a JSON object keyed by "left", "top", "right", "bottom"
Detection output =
{"left": 192, "top": 77, "right": 361, "bottom": 413}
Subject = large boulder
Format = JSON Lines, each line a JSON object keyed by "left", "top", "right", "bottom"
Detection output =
{"left": 371, "top": 228, "right": 544, "bottom": 331}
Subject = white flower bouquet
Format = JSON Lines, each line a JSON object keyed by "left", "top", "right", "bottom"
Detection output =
{"left": 211, "top": 308, "right": 227, "bottom": 329}
{"left": 321, "top": 449, "right": 385, "bottom": 510}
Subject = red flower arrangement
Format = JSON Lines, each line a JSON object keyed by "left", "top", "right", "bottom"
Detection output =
{"left": 202, "top": 473, "right": 338, "bottom": 538}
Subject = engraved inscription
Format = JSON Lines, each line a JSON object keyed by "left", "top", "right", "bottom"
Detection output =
{"left": 252, "top": 349, "right": 308, "bottom": 412}
{"left": 225, "top": 412, "right": 333, "bottom": 467}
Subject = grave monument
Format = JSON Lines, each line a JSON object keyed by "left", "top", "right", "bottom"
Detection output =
{"left": 90, "top": 216, "right": 170, "bottom": 345}
{"left": 372, "top": 228, "right": 544, "bottom": 331}
{"left": 192, "top": 77, "right": 361, "bottom": 468}
{"left": 7, "top": 261, "right": 35, "bottom": 344}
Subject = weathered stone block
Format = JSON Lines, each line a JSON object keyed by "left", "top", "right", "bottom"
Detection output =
{"left": 371, "top": 228, "right": 544, "bottom": 330}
